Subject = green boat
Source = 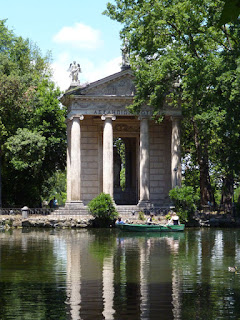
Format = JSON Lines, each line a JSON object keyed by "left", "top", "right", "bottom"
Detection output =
{"left": 116, "top": 223, "right": 185, "bottom": 232}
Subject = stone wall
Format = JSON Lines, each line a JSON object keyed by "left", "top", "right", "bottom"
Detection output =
{"left": 149, "top": 119, "right": 171, "bottom": 206}
{"left": 81, "top": 119, "right": 100, "bottom": 203}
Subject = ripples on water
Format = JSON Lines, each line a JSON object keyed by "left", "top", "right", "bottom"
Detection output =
{"left": 1, "top": 228, "right": 240, "bottom": 319}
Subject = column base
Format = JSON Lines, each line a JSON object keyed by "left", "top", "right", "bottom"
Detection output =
{"left": 65, "top": 201, "right": 85, "bottom": 210}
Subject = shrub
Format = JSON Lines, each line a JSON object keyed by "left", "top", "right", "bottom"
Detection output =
{"left": 169, "top": 186, "right": 200, "bottom": 222}
{"left": 87, "top": 193, "right": 118, "bottom": 226}
{"left": 138, "top": 211, "right": 145, "bottom": 220}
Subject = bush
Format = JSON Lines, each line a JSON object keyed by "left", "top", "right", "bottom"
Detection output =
{"left": 169, "top": 186, "right": 200, "bottom": 222}
{"left": 138, "top": 211, "right": 145, "bottom": 220}
{"left": 87, "top": 193, "right": 118, "bottom": 226}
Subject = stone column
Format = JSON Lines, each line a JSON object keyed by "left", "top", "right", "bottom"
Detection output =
{"left": 138, "top": 117, "right": 150, "bottom": 206}
{"left": 140, "top": 245, "right": 150, "bottom": 319}
{"left": 66, "top": 240, "right": 81, "bottom": 320}
{"left": 70, "top": 115, "right": 84, "bottom": 207}
{"left": 66, "top": 119, "right": 72, "bottom": 202}
{"left": 171, "top": 116, "right": 181, "bottom": 188}
{"left": 101, "top": 115, "right": 116, "bottom": 198}
{"left": 102, "top": 255, "right": 115, "bottom": 319}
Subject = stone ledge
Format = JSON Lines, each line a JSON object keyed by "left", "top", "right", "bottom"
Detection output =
{"left": 0, "top": 215, "right": 93, "bottom": 229}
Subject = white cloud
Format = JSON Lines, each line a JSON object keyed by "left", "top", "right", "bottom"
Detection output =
{"left": 51, "top": 52, "right": 72, "bottom": 91}
{"left": 53, "top": 23, "right": 102, "bottom": 49}
{"left": 51, "top": 53, "right": 122, "bottom": 91}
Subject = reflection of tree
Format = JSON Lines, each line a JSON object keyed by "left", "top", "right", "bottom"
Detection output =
{"left": 89, "top": 229, "right": 116, "bottom": 263}
{"left": 178, "top": 229, "right": 240, "bottom": 320}
{"left": 0, "top": 230, "right": 66, "bottom": 320}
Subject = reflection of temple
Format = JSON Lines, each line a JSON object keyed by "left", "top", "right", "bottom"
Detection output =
{"left": 65, "top": 232, "right": 182, "bottom": 320}
{"left": 4, "top": 229, "right": 240, "bottom": 319}
{"left": 0, "top": 230, "right": 182, "bottom": 319}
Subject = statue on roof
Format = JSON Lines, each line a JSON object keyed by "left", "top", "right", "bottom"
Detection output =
{"left": 68, "top": 61, "right": 81, "bottom": 84}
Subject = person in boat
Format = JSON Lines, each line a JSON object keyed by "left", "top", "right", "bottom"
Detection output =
{"left": 167, "top": 212, "right": 180, "bottom": 225}
{"left": 147, "top": 213, "right": 155, "bottom": 224}
{"left": 116, "top": 217, "right": 125, "bottom": 225}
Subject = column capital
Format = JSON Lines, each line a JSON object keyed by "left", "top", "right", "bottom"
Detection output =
{"left": 101, "top": 114, "right": 116, "bottom": 121}
{"left": 138, "top": 116, "right": 150, "bottom": 121}
{"left": 170, "top": 115, "right": 181, "bottom": 122}
{"left": 68, "top": 114, "right": 84, "bottom": 121}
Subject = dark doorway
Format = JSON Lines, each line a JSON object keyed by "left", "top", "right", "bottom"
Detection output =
{"left": 113, "top": 137, "right": 137, "bottom": 205}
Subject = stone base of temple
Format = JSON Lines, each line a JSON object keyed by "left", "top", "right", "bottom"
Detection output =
{"left": 53, "top": 203, "right": 170, "bottom": 217}
{"left": 116, "top": 205, "right": 139, "bottom": 216}
{"left": 64, "top": 201, "right": 85, "bottom": 210}
{"left": 137, "top": 200, "right": 151, "bottom": 208}
{"left": 54, "top": 203, "right": 88, "bottom": 216}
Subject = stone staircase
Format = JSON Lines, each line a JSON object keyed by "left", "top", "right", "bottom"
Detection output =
{"left": 52, "top": 205, "right": 140, "bottom": 217}
{"left": 52, "top": 204, "right": 170, "bottom": 218}
{"left": 116, "top": 205, "right": 140, "bottom": 218}
{"left": 52, "top": 206, "right": 89, "bottom": 216}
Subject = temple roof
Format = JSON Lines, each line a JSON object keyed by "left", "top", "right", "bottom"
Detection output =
{"left": 64, "top": 68, "right": 135, "bottom": 97}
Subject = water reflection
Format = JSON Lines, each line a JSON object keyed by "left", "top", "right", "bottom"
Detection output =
{"left": 1, "top": 229, "right": 240, "bottom": 319}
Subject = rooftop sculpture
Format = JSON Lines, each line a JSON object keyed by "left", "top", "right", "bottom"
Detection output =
{"left": 68, "top": 61, "right": 81, "bottom": 85}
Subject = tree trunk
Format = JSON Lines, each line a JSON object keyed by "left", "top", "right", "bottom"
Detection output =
{"left": 192, "top": 118, "right": 215, "bottom": 207}
{"left": 221, "top": 174, "right": 234, "bottom": 213}
{"left": 0, "top": 149, "right": 2, "bottom": 208}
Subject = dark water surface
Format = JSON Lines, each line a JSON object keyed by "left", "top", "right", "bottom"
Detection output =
{"left": 1, "top": 228, "right": 240, "bottom": 320}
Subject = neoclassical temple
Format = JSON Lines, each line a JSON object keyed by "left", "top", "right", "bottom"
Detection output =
{"left": 61, "top": 65, "right": 181, "bottom": 212}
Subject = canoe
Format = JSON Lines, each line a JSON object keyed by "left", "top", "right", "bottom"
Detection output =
{"left": 116, "top": 223, "right": 185, "bottom": 232}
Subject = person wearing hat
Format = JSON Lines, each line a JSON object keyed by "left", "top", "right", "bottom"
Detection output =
{"left": 168, "top": 212, "right": 180, "bottom": 225}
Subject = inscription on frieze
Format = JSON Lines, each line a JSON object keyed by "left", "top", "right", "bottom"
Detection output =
{"left": 70, "top": 108, "right": 152, "bottom": 116}
{"left": 71, "top": 101, "right": 153, "bottom": 116}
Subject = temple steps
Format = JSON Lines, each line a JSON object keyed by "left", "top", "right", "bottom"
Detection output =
{"left": 116, "top": 205, "right": 139, "bottom": 217}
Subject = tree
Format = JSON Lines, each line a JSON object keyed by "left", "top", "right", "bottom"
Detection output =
{"left": 105, "top": 0, "right": 240, "bottom": 209}
{"left": 0, "top": 20, "right": 66, "bottom": 206}
{"left": 220, "top": 0, "right": 240, "bottom": 24}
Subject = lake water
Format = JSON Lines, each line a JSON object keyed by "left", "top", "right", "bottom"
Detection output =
{"left": 1, "top": 228, "right": 240, "bottom": 320}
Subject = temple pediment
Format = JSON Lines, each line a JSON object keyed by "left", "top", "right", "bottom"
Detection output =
{"left": 68, "top": 68, "right": 135, "bottom": 97}
{"left": 62, "top": 67, "right": 181, "bottom": 118}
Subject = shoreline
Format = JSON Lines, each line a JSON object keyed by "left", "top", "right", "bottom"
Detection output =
{"left": 0, "top": 212, "right": 240, "bottom": 229}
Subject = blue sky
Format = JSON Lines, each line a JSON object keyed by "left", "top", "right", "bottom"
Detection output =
{"left": 1, "top": 0, "right": 123, "bottom": 90}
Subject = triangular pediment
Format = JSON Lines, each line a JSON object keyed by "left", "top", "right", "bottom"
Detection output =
{"left": 73, "top": 69, "right": 136, "bottom": 97}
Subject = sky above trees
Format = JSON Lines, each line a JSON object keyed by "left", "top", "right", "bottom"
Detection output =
{"left": 1, "top": 0, "right": 122, "bottom": 90}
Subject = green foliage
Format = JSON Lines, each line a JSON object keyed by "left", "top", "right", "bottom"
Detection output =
{"left": 120, "top": 167, "right": 125, "bottom": 190}
{"left": 165, "top": 212, "right": 172, "bottom": 221}
{"left": 5, "top": 128, "right": 46, "bottom": 171}
{"left": 42, "top": 170, "right": 67, "bottom": 206}
{"left": 0, "top": 20, "right": 66, "bottom": 206}
{"left": 87, "top": 193, "right": 118, "bottom": 223}
{"left": 114, "top": 138, "right": 126, "bottom": 190}
{"left": 138, "top": 211, "right": 145, "bottom": 220}
{"left": 219, "top": 0, "right": 240, "bottom": 25}
{"left": 89, "top": 230, "right": 116, "bottom": 263}
{"left": 169, "top": 186, "right": 200, "bottom": 222}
